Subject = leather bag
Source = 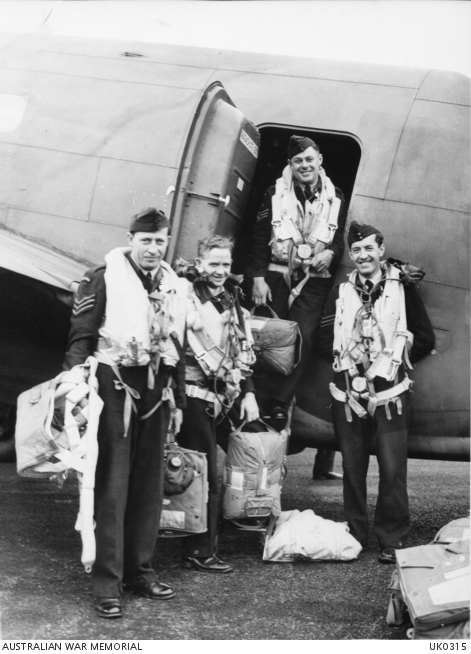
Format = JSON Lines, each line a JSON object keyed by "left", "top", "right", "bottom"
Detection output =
{"left": 249, "top": 306, "right": 302, "bottom": 376}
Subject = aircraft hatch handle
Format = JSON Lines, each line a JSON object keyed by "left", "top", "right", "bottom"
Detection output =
{"left": 186, "top": 190, "right": 231, "bottom": 207}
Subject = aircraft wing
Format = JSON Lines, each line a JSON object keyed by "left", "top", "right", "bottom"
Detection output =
{"left": 0, "top": 229, "right": 87, "bottom": 292}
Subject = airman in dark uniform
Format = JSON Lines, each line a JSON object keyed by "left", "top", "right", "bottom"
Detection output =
{"left": 250, "top": 135, "right": 347, "bottom": 479}
{"left": 178, "top": 235, "right": 259, "bottom": 573}
{"left": 329, "top": 222, "right": 434, "bottom": 563}
{"left": 62, "top": 208, "right": 187, "bottom": 618}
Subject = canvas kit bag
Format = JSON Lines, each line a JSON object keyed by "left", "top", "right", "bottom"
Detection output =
{"left": 249, "top": 306, "right": 302, "bottom": 376}
{"left": 159, "top": 437, "right": 208, "bottom": 538}
{"left": 223, "top": 419, "right": 289, "bottom": 523}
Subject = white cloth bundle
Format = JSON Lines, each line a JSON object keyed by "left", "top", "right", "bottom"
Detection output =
{"left": 263, "top": 509, "right": 362, "bottom": 562}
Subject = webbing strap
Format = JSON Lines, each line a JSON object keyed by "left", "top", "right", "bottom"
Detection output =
{"left": 111, "top": 364, "right": 140, "bottom": 437}
{"left": 185, "top": 384, "right": 217, "bottom": 403}
{"left": 329, "top": 375, "right": 412, "bottom": 421}
{"left": 288, "top": 264, "right": 311, "bottom": 309}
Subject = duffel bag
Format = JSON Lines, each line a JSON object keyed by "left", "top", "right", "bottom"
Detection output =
{"left": 249, "top": 306, "right": 302, "bottom": 376}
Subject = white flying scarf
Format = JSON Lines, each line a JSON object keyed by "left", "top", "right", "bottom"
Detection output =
{"left": 95, "top": 247, "right": 185, "bottom": 376}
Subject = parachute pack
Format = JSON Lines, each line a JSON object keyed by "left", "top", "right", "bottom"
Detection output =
{"left": 15, "top": 357, "right": 103, "bottom": 572}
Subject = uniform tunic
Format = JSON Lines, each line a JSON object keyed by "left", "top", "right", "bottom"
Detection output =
{"left": 64, "top": 255, "right": 185, "bottom": 597}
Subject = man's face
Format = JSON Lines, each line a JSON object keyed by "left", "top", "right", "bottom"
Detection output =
{"left": 349, "top": 234, "right": 385, "bottom": 279}
{"left": 195, "top": 247, "right": 232, "bottom": 288}
{"left": 127, "top": 228, "right": 169, "bottom": 271}
{"left": 289, "top": 146, "right": 323, "bottom": 186}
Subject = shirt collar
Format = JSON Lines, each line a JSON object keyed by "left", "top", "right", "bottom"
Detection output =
{"left": 194, "top": 279, "right": 231, "bottom": 305}
{"left": 358, "top": 267, "right": 383, "bottom": 287}
{"left": 294, "top": 176, "right": 322, "bottom": 195}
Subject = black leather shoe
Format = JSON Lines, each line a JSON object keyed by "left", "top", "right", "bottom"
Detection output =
{"left": 125, "top": 579, "right": 175, "bottom": 600}
{"left": 313, "top": 471, "right": 343, "bottom": 480}
{"left": 378, "top": 547, "right": 396, "bottom": 564}
{"left": 94, "top": 597, "right": 123, "bottom": 619}
{"left": 271, "top": 405, "right": 287, "bottom": 420}
{"left": 182, "top": 555, "right": 234, "bottom": 573}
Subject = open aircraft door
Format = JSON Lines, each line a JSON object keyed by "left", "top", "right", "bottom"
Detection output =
{"left": 167, "top": 82, "right": 260, "bottom": 263}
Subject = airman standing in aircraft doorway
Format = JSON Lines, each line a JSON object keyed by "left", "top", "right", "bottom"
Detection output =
{"left": 329, "top": 221, "right": 434, "bottom": 563}
{"left": 250, "top": 136, "right": 347, "bottom": 479}
{"left": 61, "top": 208, "right": 187, "bottom": 619}
{"left": 178, "top": 235, "right": 259, "bottom": 573}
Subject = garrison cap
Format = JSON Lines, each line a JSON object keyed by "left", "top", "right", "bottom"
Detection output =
{"left": 129, "top": 207, "right": 170, "bottom": 233}
{"left": 348, "top": 221, "right": 383, "bottom": 248}
{"left": 288, "top": 135, "right": 319, "bottom": 159}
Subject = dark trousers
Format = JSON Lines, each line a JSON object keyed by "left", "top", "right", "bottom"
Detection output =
{"left": 177, "top": 396, "right": 220, "bottom": 558}
{"left": 313, "top": 448, "right": 336, "bottom": 476}
{"left": 92, "top": 364, "right": 170, "bottom": 597}
{"left": 331, "top": 372, "right": 411, "bottom": 549}
{"left": 260, "top": 271, "right": 332, "bottom": 405}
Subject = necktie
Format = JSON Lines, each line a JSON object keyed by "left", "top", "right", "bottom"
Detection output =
{"left": 361, "top": 279, "right": 374, "bottom": 304}
{"left": 143, "top": 272, "right": 153, "bottom": 294}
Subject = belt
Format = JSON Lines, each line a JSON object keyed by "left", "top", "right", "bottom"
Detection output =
{"left": 330, "top": 376, "right": 412, "bottom": 422}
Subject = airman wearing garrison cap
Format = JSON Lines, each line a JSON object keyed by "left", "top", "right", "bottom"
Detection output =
{"left": 62, "top": 208, "right": 187, "bottom": 618}
{"left": 250, "top": 134, "right": 347, "bottom": 480}
{"left": 329, "top": 222, "right": 434, "bottom": 563}
{"left": 129, "top": 207, "right": 170, "bottom": 234}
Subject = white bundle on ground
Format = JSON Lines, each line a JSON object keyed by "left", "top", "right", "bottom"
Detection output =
{"left": 263, "top": 509, "right": 362, "bottom": 562}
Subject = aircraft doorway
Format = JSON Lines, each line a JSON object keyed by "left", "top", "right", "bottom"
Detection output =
{"left": 234, "top": 125, "right": 362, "bottom": 275}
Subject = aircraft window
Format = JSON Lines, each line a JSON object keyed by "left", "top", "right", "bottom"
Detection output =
{"left": 0, "top": 94, "right": 27, "bottom": 133}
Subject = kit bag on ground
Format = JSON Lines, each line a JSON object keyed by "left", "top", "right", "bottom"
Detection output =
{"left": 223, "top": 419, "right": 289, "bottom": 522}
{"left": 263, "top": 509, "right": 362, "bottom": 562}
{"left": 159, "top": 437, "right": 208, "bottom": 538}
{"left": 386, "top": 517, "right": 470, "bottom": 640}
{"left": 249, "top": 306, "right": 302, "bottom": 376}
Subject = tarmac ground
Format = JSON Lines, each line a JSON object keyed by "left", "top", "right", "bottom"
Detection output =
{"left": 0, "top": 451, "right": 469, "bottom": 640}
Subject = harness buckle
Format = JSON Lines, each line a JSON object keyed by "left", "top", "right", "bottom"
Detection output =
{"left": 186, "top": 385, "right": 199, "bottom": 398}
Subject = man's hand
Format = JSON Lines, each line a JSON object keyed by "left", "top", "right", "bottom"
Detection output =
{"left": 311, "top": 249, "right": 333, "bottom": 273}
{"left": 170, "top": 408, "right": 183, "bottom": 434}
{"left": 54, "top": 382, "right": 76, "bottom": 400}
{"left": 252, "top": 277, "right": 272, "bottom": 306}
{"left": 240, "top": 392, "right": 260, "bottom": 423}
